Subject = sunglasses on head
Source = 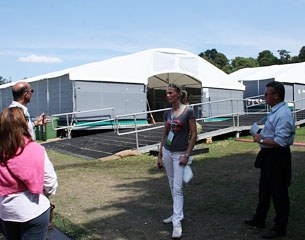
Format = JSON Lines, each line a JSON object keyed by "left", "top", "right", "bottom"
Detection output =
{"left": 168, "top": 83, "right": 181, "bottom": 92}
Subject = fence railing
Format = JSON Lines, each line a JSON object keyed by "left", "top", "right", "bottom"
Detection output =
{"left": 243, "top": 94, "right": 283, "bottom": 114}
{"left": 50, "top": 97, "right": 305, "bottom": 146}
{"left": 51, "top": 107, "right": 115, "bottom": 138}
{"left": 113, "top": 97, "right": 305, "bottom": 149}
{"left": 114, "top": 98, "right": 248, "bottom": 149}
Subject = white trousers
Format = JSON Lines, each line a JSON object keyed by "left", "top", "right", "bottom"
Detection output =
{"left": 162, "top": 147, "right": 185, "bottom": 227}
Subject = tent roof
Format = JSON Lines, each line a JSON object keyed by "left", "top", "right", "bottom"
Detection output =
{"left": 228, "top": 62, "right": 305, "bottom": 84}
{"left": 1, "top": 48, "right": 245, "bottom": 90}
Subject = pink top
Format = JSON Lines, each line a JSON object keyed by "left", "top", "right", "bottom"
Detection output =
{"left": 0, "top": 139, "right": 45, "bottom": 196}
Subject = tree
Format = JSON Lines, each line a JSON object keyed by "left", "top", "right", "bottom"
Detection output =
{"left": 222, "top": 64, "right": 234, "bottom": 74}
{"left": 0, "top": 76, "right": 11, "bottom": 85}
{"left": 231, "top": 57, "right": 259, "bottom": 71}
{"left": 213, "top": 53, "right": 229, "bottom": 70}
{"left": 199, "top": 49, "right": 229, "bottom": 70}
{"left": 277, "top": 49, "right": 291, "bottom": 64}
{"left": 257, "top": 50, "right": 278, "bottom": 66}
{"left": 199, "top": 48, "right": 218, "bottom": 62}
{"left": 298, "top": 46, "right": 305, "bottom": 62}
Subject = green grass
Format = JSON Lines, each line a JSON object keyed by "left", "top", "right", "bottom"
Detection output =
{"left": 47, "top": 127, "right": 305, "bottom": 240}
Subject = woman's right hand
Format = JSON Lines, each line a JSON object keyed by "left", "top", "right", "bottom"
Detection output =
{"left": 157, "top": 157, "right": 163, "bottom": 169}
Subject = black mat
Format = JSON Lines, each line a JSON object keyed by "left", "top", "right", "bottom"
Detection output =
{"left": 43, "top": 111, "right": 304, "bottom": 160}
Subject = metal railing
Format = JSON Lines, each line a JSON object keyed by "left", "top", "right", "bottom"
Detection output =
{"left": 114, "top": 108, "right": 169, "bottom": 149}
{"left": 244, "top": 94, "right": 271, "bottom": 113}
{"left": 51, "top": 107, "right": 115, "bottom": 138}
{"left": 114, "top": 98, "right": 248, "bottom": 149}
{"left": 289, "top": 98, "right": 305, "bottom": 124}
{"left": 113, "top": 97, "right": 305, "bottom": 149}
{"left": 50, "top": 97, "right": 305, "bottom": 147}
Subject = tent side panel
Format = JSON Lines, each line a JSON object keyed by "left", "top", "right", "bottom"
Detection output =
{"left": 26, "top": 76, "right": 73, "bottom": 117}
{"left": 59, "top": 75, "right": 74, "bottom": 114}
{"left": 48, "top": 78, "right": 60, "bottom": 115}
{"left": 28, "top": 80, "right": 48, "bottom": 117}
{"left": 230, "top": 90, "right": 244, "bottom": 114}
{"left": 242, "top": 78, "right": 274, "bottom": 98}
{"left": 1, "top": 87, "right": 13, "bottom": 111}
{"left": 48, "top": 75, "right": 73, "bottom": 115}
{"left": 258, "top": 79, "right": 274, "bottom": 96}
{"left": 284, "top": 84, "right": 293, "bottom": 103}
{"left": 294, "top": 84, "right": 305, "bottom": 110}
{"left": 243, "top": 80, "right": 259, "bottom": 98}
{"left": 201, "top": 88, "right": 244, "bottom": 117}
{"left": 74, "top": 81, "right": 146, "bottom": 119}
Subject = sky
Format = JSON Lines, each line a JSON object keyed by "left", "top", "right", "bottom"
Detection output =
{"left": 1, "top": 0, "right": 305, "bottom": 81}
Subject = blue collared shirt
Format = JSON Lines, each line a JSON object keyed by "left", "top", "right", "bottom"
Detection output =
{"left": 261, "top": 102, "right": 295, "bottom": 147}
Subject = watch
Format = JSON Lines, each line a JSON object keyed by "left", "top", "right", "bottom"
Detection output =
{"left": 259, "top": 139, "right": 264, "bottom": 144}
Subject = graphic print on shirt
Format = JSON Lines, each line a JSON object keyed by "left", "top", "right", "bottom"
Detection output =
{"left": 167, "top": 119, "right": 183, "bottom": 133}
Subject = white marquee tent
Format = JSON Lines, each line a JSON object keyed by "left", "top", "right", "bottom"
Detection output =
{"left": 0, "top": 48, "right": 245, "bottom": 119}
{"left": 229, "top": 62, "right": 305, "bottom": 84}
{"left": 228, "top": 62, "right": 305, "bottom": 109}
{"left": 1, "top": 48, "right": 244, "bottom": 90}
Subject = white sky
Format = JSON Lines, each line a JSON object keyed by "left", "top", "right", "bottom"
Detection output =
{"left": 1, "top": 0, "right": 304, "bottom": 81}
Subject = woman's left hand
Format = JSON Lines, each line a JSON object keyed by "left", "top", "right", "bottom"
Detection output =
{"left": 179, "top": 155, "right": 188, "bottom": 166}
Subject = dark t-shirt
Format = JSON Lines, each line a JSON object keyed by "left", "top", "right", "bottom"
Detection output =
{"left": 163, "top": 106, "right": 195, "bottom": 152}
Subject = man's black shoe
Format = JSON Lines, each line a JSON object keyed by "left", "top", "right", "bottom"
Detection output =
{"left": 262, "top": 229, "right": 286, "bottom": 239}
{"left": 244, "top": 218, "right": 266, "bottom": 228}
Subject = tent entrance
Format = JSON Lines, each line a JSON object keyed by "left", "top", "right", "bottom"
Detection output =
{"left": 147, "top": 72, "right": 202, "bottom": 122}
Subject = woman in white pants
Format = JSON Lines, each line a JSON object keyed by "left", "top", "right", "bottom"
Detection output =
{"left": 157, "top": 83, "right": 197, "bottom": 239}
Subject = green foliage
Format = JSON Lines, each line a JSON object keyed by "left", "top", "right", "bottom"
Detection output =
{"left": 0, "top": 76, "right": 11, "bottom": 85}
{"left": 291, "top": 56, "right": 300, "bottom": 63}
{"left": 278, "top": 49, "right": 291, "bottom": 64}
{"left": 257, "top": 50, "right": 279, "bottom": 66}
{"left": 298, "top": 46, "right": 305, "bottom": 62}
{"left": 199, "top": 48, "right": 229, "bottom": 70}
{"left": 222, "top": 64, "right": 234, "bottom": 74}
{"left": 198, "top": 45, "right": 305, "bottom": 73}
{"left": 231, "top": 56, "right": 259, "bottom": 71}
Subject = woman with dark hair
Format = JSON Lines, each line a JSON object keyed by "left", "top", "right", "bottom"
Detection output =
{"left": 0, "top": 107, "right": 58, "bottom": 240}
{"left": 157, "top": 84, "right": 197, "bottom": 239}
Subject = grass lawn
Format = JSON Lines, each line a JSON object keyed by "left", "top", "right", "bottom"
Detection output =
{"left": 48, "top": 127, "right": 305, "bottom": 240}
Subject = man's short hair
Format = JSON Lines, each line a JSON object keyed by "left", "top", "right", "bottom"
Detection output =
{"left": 12, "top": 85, "right": 28, "bottom": 101}
{"left": 266, "top": 81, "right": 285, "bottom": 101}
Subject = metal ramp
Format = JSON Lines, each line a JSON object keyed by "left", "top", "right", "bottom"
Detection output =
{"left": 42, "top": 112, "right": 286, "bottom": 159}
{"left": 43, "top": 100, "right": 305, "bottom": 160}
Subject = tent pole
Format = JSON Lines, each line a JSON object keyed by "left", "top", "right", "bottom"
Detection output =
{"left": 147, "top": 99, "right": 156, "bottom": 124}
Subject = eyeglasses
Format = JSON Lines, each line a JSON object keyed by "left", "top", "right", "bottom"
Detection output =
{"left": 264, "top": 92, "right": 275, "bottom": 97}
{"left": 26, "top": 89, "right": 34, "bottom": 94}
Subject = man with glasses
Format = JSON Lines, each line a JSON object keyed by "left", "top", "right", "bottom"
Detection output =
{"left": 8, "top": 81, "right": 46, "bottom": 140}
{"left": 244, "top": 81, "right": 295, "bottom": 239}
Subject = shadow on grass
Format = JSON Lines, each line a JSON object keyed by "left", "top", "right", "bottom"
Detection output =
{"left": 55, "top": 149, "right": 305, "bottom": 240}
